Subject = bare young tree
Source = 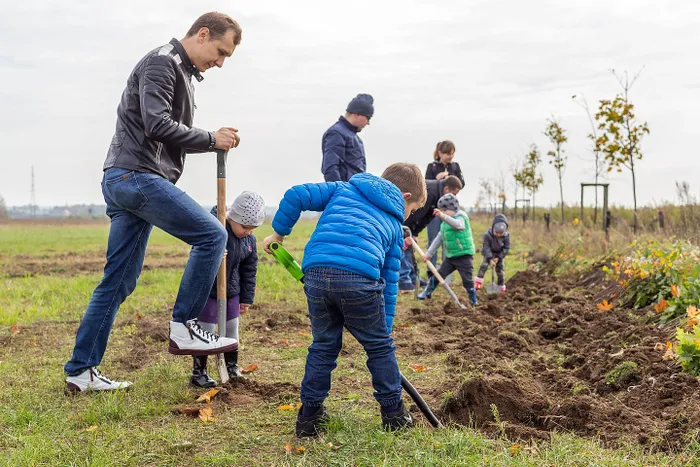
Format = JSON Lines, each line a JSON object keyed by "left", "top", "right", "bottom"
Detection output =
{"left": 523, "top": 144, "right": 544, "bottom": 218}
{"left": 572, "top": 94, "right": 606, "bottom": 225}
{"left": 544, "top": 116, "right": 568, "bottom": 222}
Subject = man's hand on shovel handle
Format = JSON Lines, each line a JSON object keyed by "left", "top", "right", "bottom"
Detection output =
{"left": 213, "top": 127, "right": 241, "bottom": 150}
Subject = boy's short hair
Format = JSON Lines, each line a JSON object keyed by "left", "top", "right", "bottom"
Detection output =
{"left": 444, "top": 175, "right": 463, "bottom": 192}
{"left": 381, "top": 163, "right": 427, "bottom": 207}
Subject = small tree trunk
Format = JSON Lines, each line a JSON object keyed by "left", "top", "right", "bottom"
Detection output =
{"left": 593, "top": 168, "right": 599, "bottom": 225}
{"left": 631, "top": 163, "right": 638, "bottom": 234}
{"left": 558, "top": 171, "right": 565, "bottom": 222}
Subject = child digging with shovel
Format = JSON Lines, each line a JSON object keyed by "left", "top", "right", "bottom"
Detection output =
{"left": 263, "top": 163, "right": 427, "bottom": 437}
{"left": 475, "top": 213, "right": 510, "bottom": 293}
{"left": 190, "top": 191, "right": 265, "bottom": 388}
{"left": 417, "top": 193, "right": 478, "bottom": 305}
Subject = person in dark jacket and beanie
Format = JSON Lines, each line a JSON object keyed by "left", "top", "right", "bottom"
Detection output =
{"left": 475, "top": 214, "right": 510, "bottom": 292}
{"left": 191, "top": 191, "right": 264, "bottom": 387}
{"left": 321, "top": 94, "right": 374, "bottom": 182}
{"left": 65, "top": 12, "right": 244, "bottom": 394}
{"left": 398, "top": 176, "right": 462, "bottom": 290}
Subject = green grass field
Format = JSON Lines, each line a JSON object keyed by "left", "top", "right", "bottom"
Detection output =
{"left": 0, "top": 220, "right": 693, "bottom": 466}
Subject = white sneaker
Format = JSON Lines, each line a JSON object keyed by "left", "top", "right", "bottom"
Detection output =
{"left": 168, "top": 319, "right": 238, "bottom": 356}
{"left": 65, "top": 367, "right": 132, "bottom": 394}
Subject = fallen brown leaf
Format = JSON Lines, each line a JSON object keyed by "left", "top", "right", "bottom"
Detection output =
{"left": 196, "top": 388, "right": 220, "bottom": 403}
{"left": 198, "top": 406, "right": 215, "bottom": 423}
{"left": 284, "top": 442, "right": 294, "bottom": 454}
{"left": 9, "top": 325, "right": 19, "bottom": 335}
{"left": 241, "top": 364, "right": 258, "bottom": 374}
{"left": 172, "top": 407, "right": 200, "bottom": 417}
{"left": 409, "top": 364, "right": 426, "bottom": 373}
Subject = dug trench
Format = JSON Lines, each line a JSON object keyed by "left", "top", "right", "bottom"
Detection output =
{"left": 105, "top": 265, "right": 699, "bottom": 452}
{"left": 400, "top": 268, "right": 699, "bottom": 452}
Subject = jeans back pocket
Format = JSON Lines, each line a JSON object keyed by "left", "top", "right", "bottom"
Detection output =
{"left": 103, "top": 169, "right": 149, "bottom": 212}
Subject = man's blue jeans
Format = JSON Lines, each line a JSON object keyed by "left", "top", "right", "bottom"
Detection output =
{"left": 301, "top": 267, "right": 403, "bottom": 408}
{"left": 398, "top": 248, "right": 416, "bottom": 290}
{"left": 64, "top": 168, "right": 227, "bottom": 375}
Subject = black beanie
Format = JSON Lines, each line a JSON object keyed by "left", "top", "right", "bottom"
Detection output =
{"left": 346, "top": 93, "right": 374, "bottom": 118}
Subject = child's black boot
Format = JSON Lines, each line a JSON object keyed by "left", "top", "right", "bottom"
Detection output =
{"left": 224, "top": 350, "right": 244, "bottom": 378}
{"left": 190, "top": 355, "right": 217, "bottom": 388}
{"left": 381, "top": 400, "right": 414, "bottom": 431}
{"left": 296, "top": 405, "right": 329, "bottom": 438}
{"left": 417, "top": 277, "right": 437, "bottom": 300}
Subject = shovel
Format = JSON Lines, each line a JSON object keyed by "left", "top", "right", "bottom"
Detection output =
{"left": 486, "top": 263, "right": 500, "bottom": 294}
{"left": 215, "top": 149, "right": 230, "bottom": 384}
{"left": 409, "top": 239, "right": 468, "bottom": 311}
{"left": 269, "top": 242, "right": 443, "bottom": 428}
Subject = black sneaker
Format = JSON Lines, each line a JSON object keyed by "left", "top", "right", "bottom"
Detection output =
{"left": 295, "top": 405, "right": 329, "bottom": 438}
{"left": 381, "top": 400, "right": 414, "bottom": 431}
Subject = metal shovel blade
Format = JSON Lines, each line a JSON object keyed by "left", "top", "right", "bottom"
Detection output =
{"left": 486, "top": 269, "right": 499, "bottom": 294}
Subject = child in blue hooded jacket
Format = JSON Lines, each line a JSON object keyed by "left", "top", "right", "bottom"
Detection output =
{"left": 263, "top": 163, "right": 426, "bottom": 437}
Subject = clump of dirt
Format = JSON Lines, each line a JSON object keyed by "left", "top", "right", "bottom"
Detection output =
{"left": 221, "top": 378, "right": 299, "bottom": 404}
{"left": 411, "top": 268, "right": 700, "bottom": 451}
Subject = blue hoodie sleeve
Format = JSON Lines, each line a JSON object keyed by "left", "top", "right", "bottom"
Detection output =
{"left": 321, "top": 130, "right": 346, "bottom": 182}
{"left": 380, "top": 226, "right": 402, "bottom": 333}
{"left": 272, "top": 182, "right": 340, "bottom": 236}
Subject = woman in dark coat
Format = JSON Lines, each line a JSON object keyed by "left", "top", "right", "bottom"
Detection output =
{"left": 424, "top": 141, "right": 464, "bottom": 267}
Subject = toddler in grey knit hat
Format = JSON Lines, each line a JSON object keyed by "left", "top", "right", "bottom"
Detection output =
{"left": 227, "top": 191, "right": 266, "bottom": 228}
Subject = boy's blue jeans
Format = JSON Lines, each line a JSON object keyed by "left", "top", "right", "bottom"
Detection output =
{"left": 301, "top": 267, "right": 403, "bottom": 409}
{"left": 64, "top": 168, "right": 227, "bottom": 376}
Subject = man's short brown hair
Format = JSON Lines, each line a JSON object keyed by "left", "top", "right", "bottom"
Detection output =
{"left": 187, "top": 12, "right": 242, "bottom": 46}
{"left": 381, "top": 163, "right": 427, "bottom": 208}
{"left": 444, "top": 175, "right": 463, "bottom": 192}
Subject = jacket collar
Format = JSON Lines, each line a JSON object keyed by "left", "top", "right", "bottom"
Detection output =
{"left": 338, "top": 116, "right": 360, "bottom": 133}
{"left": 170, "top": 38, "right": 204, "bottom": 82}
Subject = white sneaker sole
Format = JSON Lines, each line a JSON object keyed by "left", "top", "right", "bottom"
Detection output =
{"left": 167, "top": 339, "right": 238, "bottom": 356}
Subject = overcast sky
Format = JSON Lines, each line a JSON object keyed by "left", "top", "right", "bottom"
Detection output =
{"left": 1, "top": 0, "right": 698, "bottom": 210}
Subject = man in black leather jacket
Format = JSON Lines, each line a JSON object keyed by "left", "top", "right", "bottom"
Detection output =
{"left": 64, "top": 12, "right": 245, "bottom": 394}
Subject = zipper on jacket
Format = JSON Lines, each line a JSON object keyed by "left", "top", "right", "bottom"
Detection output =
{"left": 155, "top": 142, "right": 163, "bottom": 165}
{"left": 456, "top": 238, "right": 464, "bottom": 251}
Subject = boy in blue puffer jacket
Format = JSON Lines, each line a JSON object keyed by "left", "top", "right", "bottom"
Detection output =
{"left": 263, "top": 163, "right": 427, "bottom": 437}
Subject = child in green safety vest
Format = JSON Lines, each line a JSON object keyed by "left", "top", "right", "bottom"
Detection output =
{"left": 417, "top": 193, "right": 477, "bottom": 305}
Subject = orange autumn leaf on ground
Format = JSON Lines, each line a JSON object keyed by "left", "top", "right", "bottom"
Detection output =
{"left": 196, "top": 388, "right": 220, "bottom": 403}
{"left": 409, "top": 364, "right": 426, "bottom": 373}
{"left": 653, "top": 300, "right": 669, "bottom": 313}
{"left": 240, "top": 364, "right": 258, "bottom": 374}
{"left": 296, "top": 446, "right": 306, "bottom": 453}
{"left": 597, "top": 300, "right": 613, "bottom": 311}
{"left": 135, "top": 312, "right": 144, "bottom": 320}
{"left": 277, "top": 404, "right": 296, "bottom": 411}
{"left": 662, "top": 342, "right": 677, "bottom": 361}
{"left": 671, "top": 284, "right": 681, "bottom": 298}
{"left": 509, "top": 444, "right": 521, "bottom": 456}
{"left": 198, "top": 406, "right": 215, "bottom": 422}
{"left": 10, "top": 325, "right": 20, "bottom": 335}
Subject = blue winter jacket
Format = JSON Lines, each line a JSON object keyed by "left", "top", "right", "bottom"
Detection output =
{"left": 272, "top": 173, "right": 405, "bottom": 332}
{"left": 321, "top": 117, "right": 366, "bottom": 182}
